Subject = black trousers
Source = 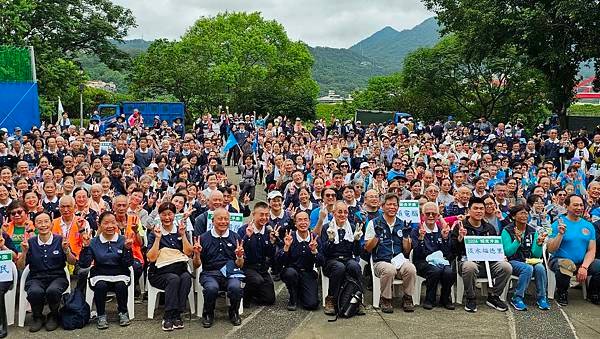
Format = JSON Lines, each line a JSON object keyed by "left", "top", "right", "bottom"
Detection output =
{"left": 323, "top": 259, "right": 362, "bottom": 299}
{"left": 132, "top": 259, "right": 143, "bottom": 286}
{"left": 92, "top": 280, "right": 128, "bottom": 316}
{"left": 414, "top": 260, "right": 454, "bottom": 304}
{"left": 200, "top": 271, "right": 243, "bottom": 314}
{"left": 244, "top": 268, "right": 275, "bottom": 305}
{"left": 148, "top": 271, "right": 192, "bottom": 320}
{"left": 25, "top": 276, "right": 69, "bottom": 317}
{"left": 281, "top": 267, "right": 319, "bottom": 310}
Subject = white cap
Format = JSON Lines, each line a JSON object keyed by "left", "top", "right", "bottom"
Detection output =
{"left": 360, "top": 162, "right": 369, "bottom": 169}
{"left": 267, "top": 190, "right": 283, "bottom": 200}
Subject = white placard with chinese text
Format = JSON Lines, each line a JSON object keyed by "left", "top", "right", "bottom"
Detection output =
{"left": 397, "top": 200, "right": 420, "bottom": 224}
{"left": 464, "top": 236, "right": 505, "bottom": 262}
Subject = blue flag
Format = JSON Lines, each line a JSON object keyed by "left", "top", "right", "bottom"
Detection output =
{"left": 223, "top": 130, "right": 238, "bottom": 153}
{"left": 252, "top": 133, "right": 258, "bottom": 153}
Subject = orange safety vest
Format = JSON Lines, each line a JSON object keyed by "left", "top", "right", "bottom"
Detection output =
{"left": 3, "top": 220, "right": 34, "bottom": 237}
{"left": 51, "top": 217, "right": 84, "bottom": 258}
{"left": 122, "top": 214, "right": 144, "bottom": 265}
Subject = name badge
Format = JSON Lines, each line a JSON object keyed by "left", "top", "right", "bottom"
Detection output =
{"left": 117, "top": 249, "right": 123, "bottom": 254}
{"left": 53, "top": 250, "right": 60, "bottom": 255}
{"left": 227, "top": 243, "right": 233, "bottom": 247}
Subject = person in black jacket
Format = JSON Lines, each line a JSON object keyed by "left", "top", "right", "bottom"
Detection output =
{"left": 237, "top": 202, "right": 276, "bottom": 306}
{"left": 450, "top": 197, "right": 512, "bottom": 313}
{"left": 17, "top": 212, "right": 77, "bottom": 333}
{"left": 278, "top": 211, "right": 323, "bottom": 311}
{"left": 319, "top": 201, "right": 363, "bottom": 315}
{"left": 410, "top": 202, "right": 454, "bottom": 310}
{"left": 79, "top": 211, "right": 134, "bottom": 329}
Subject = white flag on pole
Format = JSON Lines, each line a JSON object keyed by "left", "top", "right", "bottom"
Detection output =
{"left": 57, "top": 96, "right": 64, "bottom": 126}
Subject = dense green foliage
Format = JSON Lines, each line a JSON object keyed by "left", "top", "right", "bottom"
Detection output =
{"left": 568, "top": 104, "right": 600, "bottom": 117}
{"left": 0, "top": 0, "right": 136, "bottom": 118}
{"left": 129, "top": 12, "right": 319, "bottom": 121}
{"left": 424, "top": 0, "right": 600, "bottom": 127}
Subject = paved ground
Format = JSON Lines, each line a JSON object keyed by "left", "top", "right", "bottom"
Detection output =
{"left": 8, "top": 166, "right": 600, "bottom": 338}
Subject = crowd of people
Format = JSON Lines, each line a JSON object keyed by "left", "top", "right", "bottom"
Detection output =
{"left": 0, "top": 110, "right": 598, "bottom": 336}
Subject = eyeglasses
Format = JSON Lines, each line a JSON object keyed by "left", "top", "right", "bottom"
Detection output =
{"left": 424, "top": 212, "right": 437, "bottom": 216}
{"left": 10, "top": 210, "right": 24, "bottom": 216}
{"left": 324, "top": 193, "right": 336, "bottom": 198}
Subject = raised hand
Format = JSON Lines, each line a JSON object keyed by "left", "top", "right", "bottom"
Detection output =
{"left": 61, "top": 236, "right": 70, "bottom": 252}
{"left": 309, "top": 233, "right": 319, "bottom": 253}
{"left": 319, "top": 202, "right": 328, "bottom": 220}
{"left": 283, "top": 230, "right": 293, "bottom": 249}
{"left": 418, "top": 223, "right": 426, "bottom": 240}
{"left": 81, "top": 229, "right": 92, "bottom": 247}
{"left": 457, "top": 221, "right": 467, "bottom": 242}
{"left": 153, "top": 225, "right": 163, "bottom": 239}
{"left": 235, "top": 240, "right": 244, "bottom": 258}
{"left": 243, "top": 193, "right": 250, "bottom": 205}
{"left": 193, "top": 236, "right": 202, "bottom": 255}
{"left": 183, "top": 206, "right": 196, "bottom": 219}
{"left": 177, "top": 219, "right": 186, "bottom": 236}
{"left": 557, "top": 218, "right": 567, "bottom": 235}
{"left": 245, "top": 221, "right": 254, "bottom": 238}
{"left": 353, "top": 226, "right": 363, "bottom": 241}
{"left": 124, "top": 232, "right": 134, "bottom": 250}
{"left": 20, "top": 234, "right": 29, "bottom": 252}
{"left": 441, "top": 222, "right": 450, "bottom": 239}
{"left": 537, "top": 232, "right": 548, "bottom": 245}
{"left": 270, "top": 225, "right": 281, "bottom": 244}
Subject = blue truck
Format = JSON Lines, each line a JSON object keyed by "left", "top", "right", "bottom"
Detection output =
{"left": 95, "top": 101, "right": 185, "bottom": 133}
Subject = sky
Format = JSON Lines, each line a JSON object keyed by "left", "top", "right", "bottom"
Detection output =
{"left": 112, "top": 0, "right": 434, "bottom": 48}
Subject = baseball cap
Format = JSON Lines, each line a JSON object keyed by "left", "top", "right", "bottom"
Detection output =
{"left": 571, "top": 157, "right": 581, "bottom": 164}
{"left": 267, "top": 191, "right": 283, "bottom": 200}
{"left": 558, "top": 259, "right": 576, "bottom": 277}
{"left": 14, "top": 127, "right": 21, "bottom": 132}
{"left": 360, "top": 162, "right": 369, "bottom": 169}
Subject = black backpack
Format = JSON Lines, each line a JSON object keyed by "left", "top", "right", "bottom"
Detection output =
{"left": 60, "top": 287, "right": 90, "bottom": 330}
{"left": 329, "top": 277, "right": 363, "bottom": 322}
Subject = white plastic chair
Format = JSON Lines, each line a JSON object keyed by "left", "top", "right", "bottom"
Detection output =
{"left": 146, "top": 271, "right": 195, "bottom": 319}
{"left": 4, "top": 261, "right": 18, "bottom": 326}
{"left": 193, "top": 267, "right": 243, "bottom": 317}
{"left": 18, "top": 265, "right": 71, "bottom": 327}
{"left": 85, "top": 266, "right": 136, "bottom": 319}
{"left": 543, "top": 244, "right": 587, "bottom": 300}
{"left": 370, "top": 257, "right": 406, "bottom": 308}
{"left": 410, "top": 251, "right": 455, "bottom": 306}
{"left": 454, "top": 258, "right": 489, "bottom": 304}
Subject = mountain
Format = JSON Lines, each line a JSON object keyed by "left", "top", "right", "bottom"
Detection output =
{"left": 90, "top": 18, "right": 442, "bottom": 95}
{"left": 350, "top": 17, "right": 441, "bottom": 74}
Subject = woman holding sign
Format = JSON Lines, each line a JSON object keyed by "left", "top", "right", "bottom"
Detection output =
{"left": 501, "top": 204, "right": 550, "bottom": 311}
{"left": 17, "top": 212, "right": 77, "bottom": 332}
{"left": 146, "top": 202, "right": 193, "bottom": 332}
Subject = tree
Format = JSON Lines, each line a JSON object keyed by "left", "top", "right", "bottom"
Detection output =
{"left": 0, "top": 0, "right": 136, "bottom": 118}
{"left": 424, "top": 0, "right": 600, "bottom": 127}
{"left": 402, "top": 35, "right": 548, "bottom": 122}
{"left": 130, "top": 12, "right": 319, "bottom": 120}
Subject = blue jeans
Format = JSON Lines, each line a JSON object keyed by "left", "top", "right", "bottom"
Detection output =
{"left": 509, "top": 260, "right": 547, "bottom": 299}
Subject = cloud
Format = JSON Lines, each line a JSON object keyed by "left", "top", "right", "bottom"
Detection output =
{"left": 112, "top": 0, "right": 433, "bottom": 48}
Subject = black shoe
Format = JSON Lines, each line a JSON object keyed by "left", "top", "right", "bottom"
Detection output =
{"left": 29, "top": 316, "right": 45, "bottom": 333}
{"left": 422, "top": 300, "right": 434, "bottom": 310}
{"left": 45, "top": 313, "right": 59, "bottom": 331}
{"left": 287, "top": 299, "right": 297, "bottom": 311}
{"left": 173, "top": 318, "right": 184, "bottom": 329}
{"left": 464, "top": 298, "right": 477, "bottom": 313}
{"left": 229, "top": 309, "right": 242, "bottom": 326}
{"left": 556, "top": 290, "right": 569, "bottom": 306}
{"left": 442, "top": 302, "right": 456, "bottom": 310}
{"left": 589, "top": 294, "right": 600, "bottom": 305}
{"left": 486, "top": 295, "right": 508, "bottom": 312}
{"left": 202, "top": 312, "right": 214, "bottom": 328}
{"left": 161, "top": 319, "right": 174, "bottom": 332}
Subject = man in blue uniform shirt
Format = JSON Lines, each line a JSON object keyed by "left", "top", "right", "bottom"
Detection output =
{"left": 237, "top": 202, "right": 276, "bottom": 306}
{"left": 277, "top": 211, "right": 324, "bottom": 311}
{"left": 548, "top": 195, "right": 600, "bottom": 305}
{"left": 197, "top": 208, "right": 245, "bottom": 328}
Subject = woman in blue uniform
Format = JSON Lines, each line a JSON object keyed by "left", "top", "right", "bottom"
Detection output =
{"left": 146, "top": 202, "right": 193, "bottom": 332}
{"left": 17, "top": 212, "right": 77, "bottom": 333}
{"left": 79, "top": 211, "right": 134, "bottom": 329}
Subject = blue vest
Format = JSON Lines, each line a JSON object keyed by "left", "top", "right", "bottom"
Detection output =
{"left": 26, "top": 235, "right": 67, "bottom": 280}
{"left": 200, "top": 231, "right": 241, "bottom": 272}
{"left": 371, "top": 216, "right": 405, "bottom": 263}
